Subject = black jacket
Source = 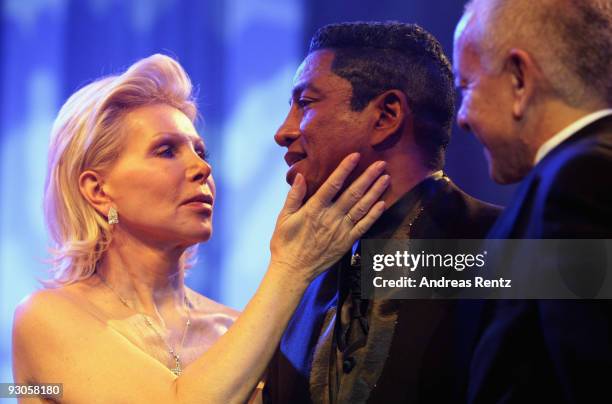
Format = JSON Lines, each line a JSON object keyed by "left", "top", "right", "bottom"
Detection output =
{"left": 265, "top": 174, "right": 501, "bottom": 403}
{"left": 469, "top": 114, "right": 612, "bottom": 404}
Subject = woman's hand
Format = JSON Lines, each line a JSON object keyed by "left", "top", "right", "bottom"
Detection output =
{"left": 270, "top": 152, "right": 389, "bottom": 282}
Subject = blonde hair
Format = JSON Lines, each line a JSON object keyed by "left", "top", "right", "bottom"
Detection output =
{"left": 44, "top": 54, "right": 198, "bottom": 286}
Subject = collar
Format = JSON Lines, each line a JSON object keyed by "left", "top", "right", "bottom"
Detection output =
{"left": 534, "top": 109, "right": 612, "bottom": 164}
{"left": 362, "top": 170, "right": 445, "bottom": 239}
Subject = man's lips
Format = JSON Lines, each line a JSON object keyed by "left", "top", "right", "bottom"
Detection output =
{"left": 284, "top": 151, "right": 307, "bottom": 167}
{"left": 284, "top": 151, "right": 307, "bottom": 184}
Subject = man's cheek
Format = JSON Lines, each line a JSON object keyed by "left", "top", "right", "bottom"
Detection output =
{"left": 299, "top": 113, "right": 317, "bottom": 133}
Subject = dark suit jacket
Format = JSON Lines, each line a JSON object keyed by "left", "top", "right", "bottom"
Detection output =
{"left": 469, "top": 114, "right": 612, "bottom": 404}
{"left": 265, "top": 175, "right": 501, "bottom": 403}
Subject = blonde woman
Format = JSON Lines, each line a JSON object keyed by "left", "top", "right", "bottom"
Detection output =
{"left": 11, "top": 54, "right": 389, "bottom": 403}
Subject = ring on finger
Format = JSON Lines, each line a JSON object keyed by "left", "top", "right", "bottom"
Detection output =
{"left": 346, "top": 212, "right": 356, "bottom": 224}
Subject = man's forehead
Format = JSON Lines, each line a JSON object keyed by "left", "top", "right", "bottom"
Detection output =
{"left": 454, "top": 11, "right": 474, "bottom": 44}
{"left": 292, "top": 49, "right": 336, "bottom": 86}
{"left": 455, "top": 11, "right": 480, "bottom": 55}
{"left": 453, "top": 15, "right": 483, "bottom": 69}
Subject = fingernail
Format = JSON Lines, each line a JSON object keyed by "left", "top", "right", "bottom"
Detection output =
{"left": 375, "top": 161, "right": 386, "bottom": 170}
{"left": 380, "top": 175, "right": 391, "bottom": 185}
{"left": 293, "top": 173, "right": 303, "bottom": 186}
{"left": 350, "top": 153, "right": 361, "bottom": 164}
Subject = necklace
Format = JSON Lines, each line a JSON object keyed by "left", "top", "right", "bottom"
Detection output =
{"left": 97, "top": 273, "right": 191, "bottom": 376}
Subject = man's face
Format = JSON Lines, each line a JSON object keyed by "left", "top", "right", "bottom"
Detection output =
{"left": 453, "top": 17, "right": 528, "bottom": 184}
{"left": 274, "top": 49, "right": 374, "bottom": 198}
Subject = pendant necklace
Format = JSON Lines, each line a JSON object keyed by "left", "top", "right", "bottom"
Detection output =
{"left": 97, "top": 273, "right": 191, "bottom": 376}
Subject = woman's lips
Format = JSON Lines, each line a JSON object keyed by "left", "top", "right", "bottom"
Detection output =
{"left": 183, "top": 201, "right": 213, "bottom": 215}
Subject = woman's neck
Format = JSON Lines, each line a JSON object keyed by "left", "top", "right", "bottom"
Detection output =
{"left": 95, "top": 233, "right": 189, "bottom": 320}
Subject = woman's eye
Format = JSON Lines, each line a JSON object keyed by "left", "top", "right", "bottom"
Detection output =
{"left": 157, "top": 145, "right": 175, "bottom": 158}
{"left": 196, "top": 148, "right": 210, "bottom": 161}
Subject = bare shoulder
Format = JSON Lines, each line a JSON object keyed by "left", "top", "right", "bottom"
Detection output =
{"left": 12, "top": 284, "right": 182, "bottom": 403}
{"left": 185, "top": 287, "right": 240, "bottom": 320}
{"left": 13, "top": 289, "right": 52, "bottom": 358}
{"left": 14, "top": 287, "right": 75, "bottom": 331}
{"left": 13, "top": 281, "right": 96, "bottom": 327}
{"left": 13, "top": 283, "right": 100, "bottom": 352}
{"left": 12, "top": 286, "right": 91, "bottom": 383}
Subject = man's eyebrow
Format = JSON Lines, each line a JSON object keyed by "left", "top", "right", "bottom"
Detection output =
{"left": 291, "top": 82, "right": 323, "bottom": 100}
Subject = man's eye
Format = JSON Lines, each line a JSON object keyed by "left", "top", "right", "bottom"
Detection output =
{"left": 297, "top": 98, "right": 313, "bottom": 108}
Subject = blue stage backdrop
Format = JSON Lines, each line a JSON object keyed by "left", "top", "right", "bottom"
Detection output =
{"left": 0, "top": 0, "right": 514, "bottom": 386}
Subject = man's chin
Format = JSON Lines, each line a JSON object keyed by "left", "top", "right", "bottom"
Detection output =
{"left": 286, "top": 166, "right": 298, "bottom": 185}
{"left": 286, "top": 160, "right": 307, "bottom": 185}
{"left": 490, "top": 161, "right": 530, "bottom": 185}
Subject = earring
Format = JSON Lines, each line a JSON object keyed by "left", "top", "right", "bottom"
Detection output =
{"left": 108, "top": 207, "right": 119, "bottom": 225}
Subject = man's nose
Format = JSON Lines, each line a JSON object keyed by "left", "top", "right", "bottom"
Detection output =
{"left": 274, "top": 112, "right": 300, "bottom": 147}
{"left": 456, "top": 107, "right": 471, "bottom": 133}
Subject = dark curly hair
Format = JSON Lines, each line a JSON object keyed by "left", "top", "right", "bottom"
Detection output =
{"left": 309, "top": 21, "right": 455, "bottom": 169}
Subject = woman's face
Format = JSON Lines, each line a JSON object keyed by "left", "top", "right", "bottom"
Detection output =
{"left": 103, "top": 103, "right": 215, "bottom": 248}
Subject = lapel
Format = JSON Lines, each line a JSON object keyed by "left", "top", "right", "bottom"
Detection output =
{"left": 487, "top": 114, "right": 612, "bottom": 239}
{"left": 367, "top": 178, "right": 491, "bottom": 402}
{"left": 309, "top": 305, "right": 337, "bottom": 404}
{"left": 487, "top": 170, "right": 539, "bottom": 239}
{"left": 336, "top": 299, "right": 401, "bottom": 403}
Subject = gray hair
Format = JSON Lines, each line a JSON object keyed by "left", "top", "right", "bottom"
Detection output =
{"left": 463, "top": 0, "right": 612, "bottom": 107}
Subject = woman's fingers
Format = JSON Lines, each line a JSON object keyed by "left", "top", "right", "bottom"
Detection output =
{"left": 344, "top": 174, "right": 390, "bottom": 226}
{"left": 350, "top": 200, "right": 386, "bottom": 240}
{"left": 308, "top": 153, "right": 361, "bottom": 208}
{"left": 269, "top": 153, "right": 391, "bottom": 282}
{"left": 335, "top": 160, "right": 387, "bottom": 216}
{"left": 281, "top": 173, "right": 307, "bottom": 214}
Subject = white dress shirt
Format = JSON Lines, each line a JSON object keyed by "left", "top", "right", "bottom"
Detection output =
{"left": 534, "top": 109, "right": 612, "bottom": 165}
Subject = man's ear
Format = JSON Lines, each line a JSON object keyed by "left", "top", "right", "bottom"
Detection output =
{"left": 370, "top": 89, "right": 410, "bottom": 148}
{"left": 506, "top": 48, "right": 540, "bottom": 120}
{"left": 79, "top": 170, "right": 113, "bottom": 217}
